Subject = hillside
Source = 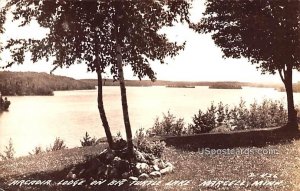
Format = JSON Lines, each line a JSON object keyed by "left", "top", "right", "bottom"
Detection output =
{"left": 0, "top": 71, "right": 95, "bottom": 96}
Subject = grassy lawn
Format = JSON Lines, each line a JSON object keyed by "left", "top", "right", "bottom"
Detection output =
{"left": 1, "top": 138, "right": 300, "bottom": 191}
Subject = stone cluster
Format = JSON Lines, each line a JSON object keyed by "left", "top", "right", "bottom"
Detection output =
{"left": 66, "top": 147, "right": 174, "bottom": 181}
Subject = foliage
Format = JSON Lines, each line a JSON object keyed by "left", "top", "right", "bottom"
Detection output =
{"left": 194, "top": 0, "right": 300, "bottom": 74}
{"left": 46, "top": 137, "right": 67, "bottom": 152}
{"left": 146, "top": 99, "right": 287, "bottom": 135}
{"left": 0, "top": 71, "right": 95, "bottom": 96}
{"left": 192, "top": 0, "right": 300, "bottom": 127}
{"left": 209, "top": 83, "right": 242, "bottom": 89}
{"left": 147, "top": 111, "right": 185, "bottom": 136}
{"left": 6, "top": 1, "right": 191, "bottom": 79}
{"left": 112, "top": 131, "right": 127, "bottom": 150}
{"left": 6, "top": 0, "right": 192, "bottom": 153}
{"left": 188, "top": 102, "right": 221, "bottom": 133}
{"left": 29, "top": 146, "right": 43, "bottom": 155}
{"left": 135, "top": 128, "right": 166, "bottom": 157}
{"left": 80, "top": 132, "right": 97, "bottom": 147}
{"left": 188, "top": 99, "right": 287, "bottom": 133}
{"left": 0, "top": 138, "right": 15, "bottom": 160}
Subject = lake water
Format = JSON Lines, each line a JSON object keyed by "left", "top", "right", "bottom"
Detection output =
{"left": 0, "top": 86, "right": 298, "bottom": 156}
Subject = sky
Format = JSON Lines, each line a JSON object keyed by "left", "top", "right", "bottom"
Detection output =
{"left": 0, "top": 0, "right": 299, "bottom": 83}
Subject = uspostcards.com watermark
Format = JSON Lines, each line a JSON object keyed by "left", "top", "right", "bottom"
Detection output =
{"left": 198, "top": 148, "right": 279, "bottom": 155}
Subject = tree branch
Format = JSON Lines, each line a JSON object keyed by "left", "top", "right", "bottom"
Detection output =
{"left": 278, "top": 68, "right": 285, "bottom": 84}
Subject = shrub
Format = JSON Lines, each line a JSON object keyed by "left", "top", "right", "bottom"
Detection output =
{"left": 29, "top": 146, "right": 43, "bottom": 155}
{"left": 247, "top": 99, "right": 287, "bottom": 129}
{"left": 0, "top": 138, "right": 15, "bottom": 160}
{"left": 113, "top": 132, "right": 127, "bottom": 150}
{"left": 80, "top": 132, "right": 97, "bottom": 147}
{"left": 135, "top": 128, "right": 166, "bottom": 157}
{"left": 46, "top": 137, "right": 67, "bottom": 152}
{"left": 188, "top": 103, "right": 218, "bottom": 133}
{"left": 230, "top": 99, "right": 249, "bottom": 130}
{"left": 147, "top": 111, "right": 185, "bottom": 136}
{"left": 187, "top": 99, "right": 288, "bottom": 134}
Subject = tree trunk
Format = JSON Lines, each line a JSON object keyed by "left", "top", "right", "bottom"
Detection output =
{"left": 282, "top": 67, "right": 298, "bottom": 130}
{"left": 116, "top": 43, "right": 134, "bottom": 157}
{"left": 97, "top": 69, "right": 114, "bottom": 148}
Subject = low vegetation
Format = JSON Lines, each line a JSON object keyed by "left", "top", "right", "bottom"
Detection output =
{"left": 0, "top": 138, "right": 15, "bottom": 160}
{"left": 147, "top": 99, "right": 288, "bottom": 136}
{"left": 80, "top": 132, "right": 97, "bottom": 147}
{"left": 28, "top": 138, "right": 67, "bottom": 156}
{"left": 135, "top": 128, "right": 166, "bottom": 158}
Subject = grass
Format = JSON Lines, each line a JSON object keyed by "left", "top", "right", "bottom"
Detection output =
{"left": 1, "top": 136, "right": 300, "bottom": 191}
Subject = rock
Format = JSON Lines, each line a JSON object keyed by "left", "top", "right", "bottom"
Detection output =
{"left": 144, "top": 153, "right": 156, "bottom": 161}
{"left": 72, "top": 173, "right": 77, "bottom": 179}
{"left": 135, "top": 162, "right": 150, "bottom": 174}
{"left": 122, "top": 172, "right": 130, "bottom": 179}
{"left": 112, "top": 157, "right": 122, "bottom": 167}
{"left": 96, "top": 164, "right": 106, "bottom": 176}
{"left": 67, "top": 172, "right": 73, "bottom": 179}
{"left": 134, "top": 149, "right": 147, "bottom": 163}
{"left": 153, "top": 165, "right": 160, "bottom": 171}
{"left": 66, "top": 166, "right": 76, "bottom": 178}
{"left": 153, "top": 159, "right": 166, "bottom": 169}
{"left": 129, "top": 176, "right": 138, "bottom": 181}
{"left": 139, "top": 173, "right": 149, "bottom": 180}
{"left": 160, "top": 166, "right": 173, "bottom": 175}
{"left": 104, "top": 165, "right": 111, "bottom": 177}
{"left": 165, "top": 162, "right": 175, "bottom": 171}
{"left": 105, "top": 149, "right": 115, "bottom": 162}
{"left": 66, "top": 172, "right": 73, "bottom": 179}
{"left": 119, "top": 159, "right": 130, "bottom": 174}
{"left": 109, "top": 167, "right": 119, "bottom": 178}
{"left": 230, "top": 125, "right": 237, "bottom": 131}
{"left": 149, "top": 171, "right": 161, "bottom": 178}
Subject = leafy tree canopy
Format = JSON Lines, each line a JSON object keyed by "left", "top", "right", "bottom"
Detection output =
{"left": 192, "top": 0, "right": 300, "bottom": 128}
{"left": 6, "top": 0, "right": 191, "bottom": 80}
{"left": 193, "top": 0, "right": 300, "bottom": 76}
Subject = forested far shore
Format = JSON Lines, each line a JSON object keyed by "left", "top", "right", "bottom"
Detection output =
{"left": 0, "top": 71, "right": 286, "bottom": 96}
{"left": 0, "top": 71, "right": 95, "bottom": 96}
{"left": 81, "top": 79, "right": 283, "bottom": 89}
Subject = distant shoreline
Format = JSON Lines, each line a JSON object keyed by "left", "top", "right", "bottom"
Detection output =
{"left": 0, "top": 71, "right": 287, "bottom": 96}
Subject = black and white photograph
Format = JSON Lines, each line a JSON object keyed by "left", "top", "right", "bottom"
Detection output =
{"left": 0, "top": 0, "right": 300, "bottom": 190}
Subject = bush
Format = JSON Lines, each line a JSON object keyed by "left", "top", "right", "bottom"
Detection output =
{"left": 0, "top": 138, "right": 15, "bottom": 160}
{"left": 147, "top": 111, "right": 185, "bottom": 136}
{"left": 29, "top": 146, "right": 43, "bottom": 155}
{"left": 80, "top": 132, "right": 97, "bottom": 147}
{"left": 230, "top": 99, "right": 249, "bottom": 130}
{"left": 188, "top": 110, "right": 215, "bottom": 134}
{"left": 46, "top": 137, "right": 67, "bottom": 152}
{"left": 135, "top": 128, "right": 166, "bottom": 157}
{"left": 187, "top": 99, "right": 287, "bottom": 134}
{"left": 113, "top": 131, "right": 127, "bottom": 150}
